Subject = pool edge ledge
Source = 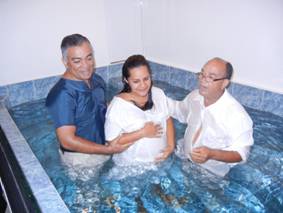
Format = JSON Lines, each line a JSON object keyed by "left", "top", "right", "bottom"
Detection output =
{"left": 0, "top": 104, "right": 70, "bottom": 213}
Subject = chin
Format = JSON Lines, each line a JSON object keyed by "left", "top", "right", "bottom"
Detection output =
{"left": 135, "top": 90, "right": 149, "bottom": 97}
{"left": 80, "top": 72, "right": 93, "bottom": 80}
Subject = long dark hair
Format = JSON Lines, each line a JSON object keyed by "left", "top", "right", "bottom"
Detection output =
{"left": 120, "top": 55, "right": 153, "bottom": 110}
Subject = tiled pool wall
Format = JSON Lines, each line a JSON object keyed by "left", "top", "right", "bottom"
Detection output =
{"left": 0, "top": 61, "right": 282, "bottom": 212}
{"left": 1, "top": 61, "right": 282, "bottom": 117}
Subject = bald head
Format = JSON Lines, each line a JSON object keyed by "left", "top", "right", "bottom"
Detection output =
{"left": 205, "top": 57, "right": 233, "bottom": 80}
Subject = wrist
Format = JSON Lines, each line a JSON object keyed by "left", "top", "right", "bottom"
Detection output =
{"left": 139, "top": 127, "right": 145, "bottom": 138}
{"left": 208, "top": 148, "right": 215, "bottom": 159}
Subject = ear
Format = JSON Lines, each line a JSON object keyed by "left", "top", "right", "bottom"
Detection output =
{"left": 123, "top": 78, "right": 128, "bottom": 83}
{"left": 62, "top": 57, "right": 68, "bottom": 69}
{"left": 222, "top": 79, "right": 230, "bottom": 89}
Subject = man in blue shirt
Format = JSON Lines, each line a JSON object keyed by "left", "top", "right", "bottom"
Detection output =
{"left": 46, "top": 34, "right": 129, "bottom": 167}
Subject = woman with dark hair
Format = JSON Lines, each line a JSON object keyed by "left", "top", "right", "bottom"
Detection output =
{"left": 105, "top": 55, "right": 175, "bottom": 166}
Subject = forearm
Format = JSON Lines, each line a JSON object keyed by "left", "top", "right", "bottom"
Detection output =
{"left": 113, "top": 129, "right": 144, "bottom": 145}
{"left": 209, "top": 149, "right": 242, "bottom": 163}
{"left": 60, "top": 135, "right": 113, "bottom": 154}
{"left": 166, "top": 117, "right": 175, "bottom": 150}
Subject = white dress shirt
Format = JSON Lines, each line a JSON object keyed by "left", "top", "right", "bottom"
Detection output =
{"left": 167, "top": 89, "right": 254, "bottom": 176}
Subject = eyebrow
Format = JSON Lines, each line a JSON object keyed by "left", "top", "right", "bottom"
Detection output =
{"left": 71, "top": 53, "right": 93, "bottom": 61}
{"left": 201, "top": 69, "right": 217, "bottom": 76}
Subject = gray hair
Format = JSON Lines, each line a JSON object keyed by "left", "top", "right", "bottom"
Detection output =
{"left": 60, "top": 34, "right": 91, "bottom": 61}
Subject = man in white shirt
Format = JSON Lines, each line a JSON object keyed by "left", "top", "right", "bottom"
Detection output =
{"left": 167, "top": 57, "right": 254, "bottom": 176}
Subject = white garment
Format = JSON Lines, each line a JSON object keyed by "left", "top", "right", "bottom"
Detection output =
{"left": 105, "top": 87, "right": 169, "bottom": 166}
{"left": 167, "top": 89, "right": 254, "bottom": 176}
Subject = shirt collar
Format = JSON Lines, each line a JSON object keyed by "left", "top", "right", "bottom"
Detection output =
{"left": 206, "top": 89, "right": 229, "bottom": 112}
{"left": 61, "top": 75, "right": 94, "bottom": 92}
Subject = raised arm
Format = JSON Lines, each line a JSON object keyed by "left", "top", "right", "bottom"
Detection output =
{"left": 166, "top": 95, "right": 191, "bottom": 123}
{"left": 56, "top": 125, "right": 128, "bottom": 154}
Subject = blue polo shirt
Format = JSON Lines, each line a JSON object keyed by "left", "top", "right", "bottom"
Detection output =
{"left": 46, "top": 74, "right": 106, "bottom": 145}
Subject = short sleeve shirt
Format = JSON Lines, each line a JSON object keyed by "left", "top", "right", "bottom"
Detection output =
{"left": 46, "top": 74, "right": 106, "bottom": 145}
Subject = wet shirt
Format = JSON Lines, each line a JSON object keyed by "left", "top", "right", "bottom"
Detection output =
{"left": 167, "top": 89, "right": 254, "bottom": 176}
{"left": 46, "top": 74, "right": 106, "bottom": 145}
{"left": 105, "top": 87, "right": 169, "bottom": 165}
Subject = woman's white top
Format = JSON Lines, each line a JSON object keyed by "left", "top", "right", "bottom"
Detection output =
{"left": 105, "top": 86, "right": 169, "bottom": 166}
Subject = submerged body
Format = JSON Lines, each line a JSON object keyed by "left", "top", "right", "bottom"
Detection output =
{"left": 105, "top": 87, "right": 169, "bottom": 165}
{"left": 168, "top": 89, "right": 254, "bottom": 176}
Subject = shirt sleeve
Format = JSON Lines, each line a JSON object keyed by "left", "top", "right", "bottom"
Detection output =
{"left": 224, "top": 129, "right": 253, "bottom": 163}
{"left": 46, "top": 89, "right": 76, "bottom": 129}
{"left": 152, "top": 87, "right": 170, "bottom": 119}
{"left": 223, "top": 108, "right": 254, "bottom": 163}
{"left": 104, "top": 99, "right": 123, "bottom": 141}
{"left": 166, "top": 93, "right": 191, "bottom": 123}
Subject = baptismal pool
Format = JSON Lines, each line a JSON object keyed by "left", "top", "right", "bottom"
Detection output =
{"left": 9, "top": 80, "right": 283, "bottom": 212}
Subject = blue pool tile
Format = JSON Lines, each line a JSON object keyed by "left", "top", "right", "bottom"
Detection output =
{"left": 169, "top": 67, "right": 198, "bottom": 91}
{"left": 186, "top": 71, "right": 199, "bottom": 91}
{"left": 108, "top": 63, "right": 123, "bottom": 79}
{"left": 96, "top": 66, "right": 108, "bottom": 82}
{"left": 0, "top": 85, "right": 8, "bottom": 98}
{"left": 108, "top": 76, "right": 123, "bottom": 91}
{"left": 149, "top": 61, "right": 171, "bottom": 82}
{"left": 7, "top": 81, "right": 34, "bottom": 107}
{"left": 262, "top": 90, "right": 283, "bottom": 118}
{"left": 0, "top": 86, "right": 9, "bottom": 106}
{"left": 227, "top": 83, "right": 233, "bottom": 94}
{"left": 33, "top": 76, "right": 60, "bottom": 100}
{"left": 230, "top": 83, "right": 264, "bottom": 109}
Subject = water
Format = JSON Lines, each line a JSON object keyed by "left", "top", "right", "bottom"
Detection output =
{"left": 9, "top": 80, "right": 283, "bottom": 212}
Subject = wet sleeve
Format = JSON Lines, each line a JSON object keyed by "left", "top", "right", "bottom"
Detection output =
{"left": 104, "top": 101, "right": 123, "bottom": 141}
{"left": 46, "top": 90, "right": 76, "bottom": 129}
{"left": 224, "top": 110, "right": 254, "bottom": 163}
{"left": 166, "top": 94, "right": 191, "bottom": 123}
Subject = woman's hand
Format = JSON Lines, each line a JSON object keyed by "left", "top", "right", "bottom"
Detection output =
{"left": 155, "top": 145, "right": 174, "bottom": 162}
{"left": 141, "top": 122, "right": 163, "bottom": 138}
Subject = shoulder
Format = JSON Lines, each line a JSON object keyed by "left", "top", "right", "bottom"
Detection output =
{"left": 92, "top": 73, "right": 106, "bottom": 89}
{"left": 180, "top": 89, "right": 200, "bottom": 104}
{"left": 46, "top": 79, "right": 75, "bottom": 106}
{"left": 221, "top": 92, "right": 253, "bottom": 128}
{"left": 151, "top": 86, "right": 166, "bottom": 98}
{"left": 106, "top": 96, "right": 127, "bottom": 118}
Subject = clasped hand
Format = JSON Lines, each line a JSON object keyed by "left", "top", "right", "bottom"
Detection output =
{"left": 191, "top": 146, "right": 212, "bottom": 163}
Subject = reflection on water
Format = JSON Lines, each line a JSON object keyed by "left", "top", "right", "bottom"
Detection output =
{"left": 10, "top": 80, "right": 283, "bottom": 212}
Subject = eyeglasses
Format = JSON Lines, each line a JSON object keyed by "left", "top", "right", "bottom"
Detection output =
{"left": 196, "top": 72, "right": 228, "bottom": 83}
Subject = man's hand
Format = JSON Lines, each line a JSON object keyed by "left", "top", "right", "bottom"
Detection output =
{"left": 191, "top": 146, "right": 242, "bottom": 163}
{"left": 107, "top": 135, "right": 133, "bottom": 153}
{"left": 141, "top": 122, "right": 163, "bottom": 138}
{"left": 191, "top": 146, "right": 211, "bottom": 163}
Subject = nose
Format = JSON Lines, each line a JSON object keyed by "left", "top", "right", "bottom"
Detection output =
{"left": 199, "top": 75, "right": 209, "bottom": 85}
{"left": 139, "top": 80, "right": 148, "bottom": 89}
{"left": 81, "top": 59, "right": 92, "bottom": 68}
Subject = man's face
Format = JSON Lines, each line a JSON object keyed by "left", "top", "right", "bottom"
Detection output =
{"left": 63, "top": 42, "right": 95, "bottom": 81}
{"left": 198, "top": 59, "right": 228, "bottom": 101}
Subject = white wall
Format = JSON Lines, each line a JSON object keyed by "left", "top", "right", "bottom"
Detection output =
{"left": 0, "top": 0, "right": 143, "bottom": 86}
{"left": 1, "top": 0, "right": 283, "bottom": 94}
{"left": 104, "top": 0, "right": 143, "bottom": 63}
{"left": 142, "top": 0, "right": 283, "bottom": 94}
{"left": 0, "top": 0, "right": 110, "bottom": 85}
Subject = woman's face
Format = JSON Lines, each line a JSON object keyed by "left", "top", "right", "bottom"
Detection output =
{"left": 126, "top": 65, "right": 151, "bottom": 97}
